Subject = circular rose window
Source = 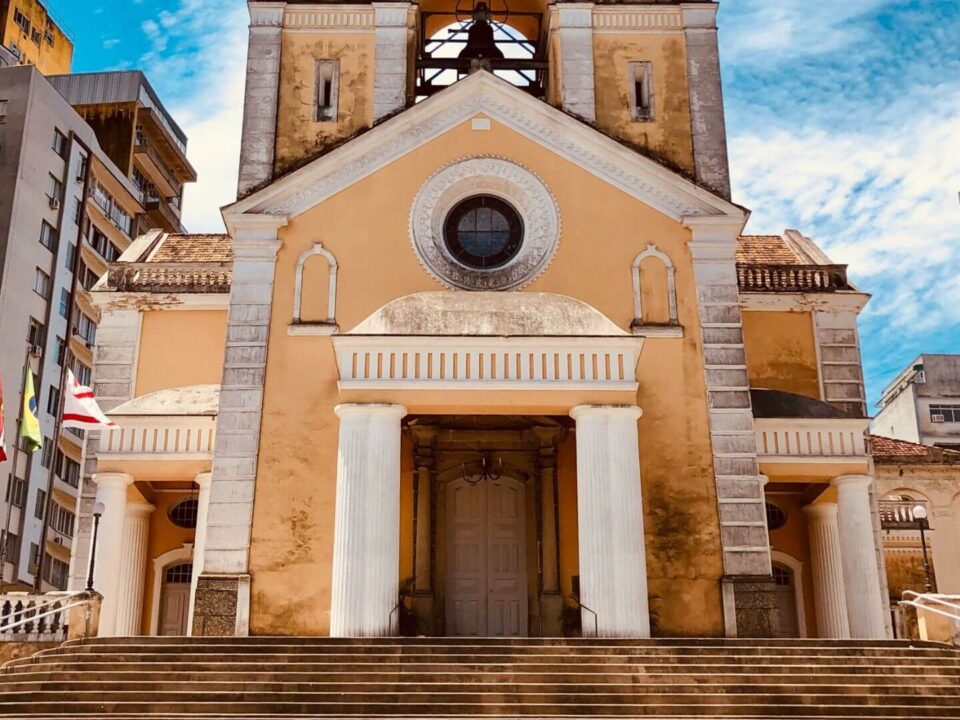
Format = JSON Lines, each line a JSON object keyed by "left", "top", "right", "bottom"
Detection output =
{"left": 443, "top": 195, "right": 524, "bottom": 270}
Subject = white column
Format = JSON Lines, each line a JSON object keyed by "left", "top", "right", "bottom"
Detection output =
{"left": 330, "top": 403, "right": 406, "bottom": 637}
{"left": 188, "top": 472, "right": 213, "bottom": 634}
{"left": 92, "top": 472, "right": 134, "bottom": 637}
{"left": 113, "top": 502, "right": 154, "bottom": 636}
{"left": 834, "top": 475, "right": 887, "bottom": 638}
{"left": 570, "top": 405, "right": 649, "bottom": 638}
{"left": 803, "top": 503, "right": 850, "bottom": 639}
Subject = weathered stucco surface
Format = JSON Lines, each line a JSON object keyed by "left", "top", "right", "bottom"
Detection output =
{"left": 742, "top": 310, "right": 821, "bottom": 400}
{"left": 247, "top": 117, "right": 726, "bottom": 636}
{"left": 135, "top": 310, "right": 227, "bottom": 397}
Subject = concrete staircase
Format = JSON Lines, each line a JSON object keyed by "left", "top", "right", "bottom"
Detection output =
{"left": 0, "top": 637, "right": 959, "bottom": 718}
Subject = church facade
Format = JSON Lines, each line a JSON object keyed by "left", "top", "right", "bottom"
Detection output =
{"left": 70, "top": 0, "right": 890, "bottom": 641}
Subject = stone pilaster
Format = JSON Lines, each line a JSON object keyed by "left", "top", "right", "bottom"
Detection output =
{"left": 114, "top": 502, "right": 154, "bottom": 636}
{"left": 237, "top": 2, "right": 285, "bottom": 197}
{"left": 373, "top": 3, "right": 410, "bottom": 120}
{"left": 813, "top": 309, "right": 867, "bottom": 417}
{"left": 570, "top": 405, "right": 648, "bottom": 638}
{"left": 553, "top": 3, "right": 596, "bottom": 122}
{"left": 833, "top": 475, "right": 887, "bottom": 639}
{"left": 680, "top": 4, "right": 731, "bottom": 199}
{"left": 533, "top": 426, "right": 563, "bottom": 637}
{"left": 92, "top": 472, "right": 134, "bottom": 637}
{"left": 803, "top": 503, "right": 850, "bottom": 639}
{"left": 188, "top": 471, "right": 212, "bottom": 634}
{"left": 194, "top": 213, "right": 287, "bottom": 637}
{"left": 330, "top": 404, "right": 407, "bottom": 637}
{"left": 686, "top": 216, "right": 774, "bottom": 638}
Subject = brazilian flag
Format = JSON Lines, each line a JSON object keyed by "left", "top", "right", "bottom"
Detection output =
{"left": 20, "top": 367, "right": 41, "bottom": 453}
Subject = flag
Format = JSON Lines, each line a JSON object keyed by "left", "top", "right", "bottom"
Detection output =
{"left": 0, "top": 372, "right": 7, "bottom": 462}
{"left": 19, "top": 367, "right": 42, "bottom": 453}
{"left": 62, "top": 369, "right": 116, "bottom": 430}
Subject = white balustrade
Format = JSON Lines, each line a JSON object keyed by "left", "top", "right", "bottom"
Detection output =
{"left": 754, "top": 418, "right": 869, "bottom": 461}
{"left": 98, "top": 417, "right": 217, "bottom": 458}
{"left": 332, "top": 337, "right": 643, "bottom": 390}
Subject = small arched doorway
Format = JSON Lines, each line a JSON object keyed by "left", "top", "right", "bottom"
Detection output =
{"left": 771, "top": 562, "right": 800, "bottom": 638}
{"left": 158, "top": 562, "right": 194, "bottom": 636}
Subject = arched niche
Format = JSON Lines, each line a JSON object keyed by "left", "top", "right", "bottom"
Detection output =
{"left": 631, "top": 244, "right": 680, "bottom": 337}
{"left": 290, "top": 243, "right": 339, "bottom": 335}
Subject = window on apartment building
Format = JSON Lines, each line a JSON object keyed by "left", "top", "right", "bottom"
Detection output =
{"left": 50, "top": 503, "right": 75, "bottom": 538}
{"left": 64, "top": 241, "right": 76, "bottom": 270}
{"left": 47, "top": 173, "right": 63, "bottom": 202}
{"left": 92, "top": 183, "right": 133, "bottom": 236}
{"left": 30, "top": 28, "right": 41, "bottom": 46}
{"left": 39, "top": 220, "right": 56, "bottom": 251}
{"left": 74, "top": 361, "right": 92, "bottom": 386}
{"left": 76, "top": 153, "right": 88, "bottom": 182}
{"left": 629, "top": 62, "right": 655, "bottom": 122}
{"left": 60, "top": 457, "right": 80, "bottom": 488}
{"left": 43, "top": 555, "right": 69, "bottom": 590}
{"left": 13, "top": 9, "right": 30, "bottom": 34}
{"left": 33, "top": 267, "right": 51, "bottom": 299}
{"left": 40, "top": 440, "right": 53, "bottom": 468}
{"left": 28, "top": 544, "right": 40, "bottom": 572}
{"left": 75, "top": 312, "right": 96, "bottom": 345}
{"left": 34, "top": 489, "right": 46, "bottom": 520}
{"left": 59, "top": 288, "right": 69, "bottom": 318}
{"left": 52, "top": 129, "right": 68, "bottom": 157}
{"left": 27, "top": 317, "right": 45, "bottom": 347}
{"left": 0, "top": 530, "right": 20, "bottom": 561}
{"left": 78, "top": 262, "right": 97, "bottom": 291}
{"left": 0, "top": 100, "right": 7, "bottom": 123}
{"left": 73, "top": 197, "right": 83, "bottom": 225}
{"left": 315, "top": 60, "right": 340, "bottom": 121}
{"left": 89, "top": 227, "right": 120, "bottom": 262}
{"left": 44, "top": 29, "right": 54, "bottom": 47}
{"left": 930, "top": 404, "right": 960, "bottom": 423}
{"left": 47, "top": 386, "right": 60, "bottom": 416}
{"left": 55, "top": 337, "right": 65, "bottom": 365}
{"left": 5, "top": 476, "right": 26, "bottom": 508}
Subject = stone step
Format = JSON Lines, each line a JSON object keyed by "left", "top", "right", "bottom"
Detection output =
{"left": 1, "top": 680, "right": 959, "bottom": 697}
{"left": 0, "top": 700, "right": 959, "bottom": 717}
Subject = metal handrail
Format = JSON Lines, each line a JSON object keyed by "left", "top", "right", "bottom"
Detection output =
{"left": 388, "top": 600, "right": 403, "bottom": 636}
{"left": 0, "top": 591, "right": 90, "bottom": 634}
{"left": 568, "top": 595, "right": 599, "bottom": 638}
{"left": 899, "top": 591, "right": 960, "bottom": 623}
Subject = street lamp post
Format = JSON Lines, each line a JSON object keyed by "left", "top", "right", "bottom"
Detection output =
{"left": 85, "top": 502, "right": 105, "bottom": 592}
{"left": 912, "top": 504, "right": 934, "bottom": 594}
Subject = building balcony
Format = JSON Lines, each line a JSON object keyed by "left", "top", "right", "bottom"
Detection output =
{"left": 134, "top": 136, "right": 183, "bottom": 199}
{"left": 136, "top": 107, "right": 198, "bottom": 185}
{"left": 879, "top": 500, "right": 929, "bottom": 531}
{"left": 737, "top": 264, "right": 851, "bottom": 293}
{"left": 142, "top": 194, "right": 183, "bottom": 234}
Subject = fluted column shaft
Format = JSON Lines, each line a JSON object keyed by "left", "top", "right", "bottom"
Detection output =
{"left": 188, "top": 472, "right": 213, "bottom": 634}
{"left": 93, "top": 472, "right": 134, "bottom": 637}
{"left": 570, "top": 405, "right": 649, "bottom": 638}
{"left": 834, "top": 475, "right": 887, "bottom": 639}
{"left": 330, "top": 404, "right": 407, "bottom": 637}
{"left": 804, "top": 503, "right": 850, "bottom": 639}
{"left": 114, "top": 502, "right": 154, "bottom": 636}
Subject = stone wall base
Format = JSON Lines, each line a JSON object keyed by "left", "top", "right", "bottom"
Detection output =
{"left": 192, "top": 574, "right": 250, "bottom": 637}
{"left": 723, "top": 575, "right": 778, "bottom": 638}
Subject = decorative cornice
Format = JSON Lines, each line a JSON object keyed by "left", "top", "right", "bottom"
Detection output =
{"left": 593, "top": 7, "right": 683, "bottom": 33}
{"left": 250, "top": 2, "right": 286, "bottom": 27}
{"left": 283, "top": 5, "right": 374, "bottom": 31}
{"left": 226, "top": 73, "right": 742, "bottom": 224}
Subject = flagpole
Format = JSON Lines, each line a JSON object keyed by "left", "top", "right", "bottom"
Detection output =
{"left": 0, "top": 345, "right": 37, "bottom": 594}
{"left": 33, "top": 133, "right": 93, "bottom": 593}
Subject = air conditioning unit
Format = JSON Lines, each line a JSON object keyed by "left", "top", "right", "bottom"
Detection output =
{"left": 915, "top": 370, "right": 927, "bottom": 384}
{"left": 932, "top": 414, "right": 946, "bottom": 423}
{"left": 49, "top": 198, "right": 60, "bottom": 211}
{"left": 53, "top": 536, "right": 63, "bottom": 545}
{"left": 30, "top": 344, "right": 43, "bottom": 358}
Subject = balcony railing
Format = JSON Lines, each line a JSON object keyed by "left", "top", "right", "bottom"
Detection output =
{"left": 98, "top": 416, "right": 217, "bottom": 459}
{"left": 737, "top": 264, "right": 850, "bottom": 293}
{"left": 108, "top": 263, "right": 232, "bottom": 293}
{"left": 880, "top": 500, "right": 928, "bottom": 530}
{"left": 754, "top": 418, "right": 870, "bottom": 462}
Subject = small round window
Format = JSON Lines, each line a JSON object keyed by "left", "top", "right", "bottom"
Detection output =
{"left": 443, "top": 195, "right": 524, "bottom": 270}
{"left": 765, "top": 502, "right": 788, "bottom": 531}
{"left": 169, "top": 498, "right": 199, "bottom": 529}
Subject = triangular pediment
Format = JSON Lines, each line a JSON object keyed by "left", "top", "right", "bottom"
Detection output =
{"left": 224, "top": 72, "right": 745, "bottom": 224}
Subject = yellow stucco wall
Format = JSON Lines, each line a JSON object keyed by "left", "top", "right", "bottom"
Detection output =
{"left": 592, "top": 34, "right": 695, "bottom": 176}
{"left": 274, "top": 32, "right": 376, "bottom": 176}
{"left": 766, "top": 493, "right": 818, "bottom": 638}
{"left": 140, "top": 491, "right": 196, "bottom": 636}
{"left": 742, "top": 310, "right": 821, "bottom": 400}
{"left": 2, "top": 0, "right": 72, "bottom": 75}
{"left": 135, "top": 310, "right": 227, "bottom": 397}
{"left": 247, "top": 116, "right": 725, "bottom": 636}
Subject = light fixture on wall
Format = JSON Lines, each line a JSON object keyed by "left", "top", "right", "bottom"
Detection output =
{"left": 462, "top": 452, "right": 503, "bottom": 484}
{"left": 912, "top": 504, "right": 934, "bottom": 593}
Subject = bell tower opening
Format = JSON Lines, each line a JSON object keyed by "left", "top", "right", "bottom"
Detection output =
{"left": 417, "top": 0, "right": 546, "bottom": 98}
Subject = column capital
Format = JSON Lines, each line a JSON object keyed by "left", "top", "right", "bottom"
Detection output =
{"left": 803, "top": 502, "right": 839, "bottom": 520}
{"left": 335, "top": 403, "right": 407, "bottom": 419}
{"left": 125, "top": 502, "right": 155, "bottom": 519}
{"left": 570, "top": 404, "right": 642, "bottom": 422}
{"left": 248, "top": 2, "right": 286, "bottom": 27}
{"left": 832, "top": 474, "right": 873, "bottom": 489}
{"left": 195, "top": 471, "right": 213, "bottom": 489}
{"left": 93, "top": 472, "right": 135, "bottom": 489}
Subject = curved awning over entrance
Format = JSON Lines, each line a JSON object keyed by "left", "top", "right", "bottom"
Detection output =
{"left": 333, "top": 292, "right": 642, "bottom": 392}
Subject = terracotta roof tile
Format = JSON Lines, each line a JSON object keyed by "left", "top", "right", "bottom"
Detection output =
{"left": 149, "top": 233, "right": 232, "bottom": 263}
{"left": 737, "top": 235, "right": 802, "bottom": 265}
{"left": 871, "top": 435, "right": 960, "bottom": 463}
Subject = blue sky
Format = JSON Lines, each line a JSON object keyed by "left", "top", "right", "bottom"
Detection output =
{"left": 49, "top": 0, "right": 960, "bottom": 410}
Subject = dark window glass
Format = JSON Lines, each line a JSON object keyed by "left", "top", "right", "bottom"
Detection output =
{"left": 165, "top": 562, "right": 193, "bottom": 583}
{"left": 765, "top": 502, "right": 788, "bottom": 531}
{"left": 169, "top": 498, "right": 199, "bottom": 529}
{"left": 443, "top": 195, "right": 523, "bottom": 270}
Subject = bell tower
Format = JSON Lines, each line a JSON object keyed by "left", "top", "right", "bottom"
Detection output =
{"left": 239, "top": 1, "right": 730, "bottom": 199}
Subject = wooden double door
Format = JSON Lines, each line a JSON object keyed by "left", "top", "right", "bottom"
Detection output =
{"left": 445, "top": 476, "right": 528, "bottom": 637}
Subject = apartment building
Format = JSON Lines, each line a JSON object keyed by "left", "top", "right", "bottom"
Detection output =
{"left": 0, "top": 0, "right": 72, "bottom": 75}
{"left": 49, "top": 72, "right": 197, "bottom": 235}
{"left": 873, "top": 355, "right": 960, "bottom": 450}
{"left": 0, "top": 64, "right": 144, "bottom": 591}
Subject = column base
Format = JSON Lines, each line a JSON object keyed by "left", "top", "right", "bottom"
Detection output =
{"left": 539, "top": 592, "right": 564, "bottom": 637}
{"left": 192, "top": 574, "right": 251, "bottom": 637}
{"left": 722, "top": 575, "right": 778, "bottom": 638}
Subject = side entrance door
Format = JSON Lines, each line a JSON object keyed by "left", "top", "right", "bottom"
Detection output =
{"left": 446, "top": 476, "right": 527, "bottom": 637}
{"left": 159, "top": 562, "right": 193, "bottom": 636}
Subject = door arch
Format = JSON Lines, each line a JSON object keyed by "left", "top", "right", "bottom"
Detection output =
{"left": 445, "top": 476, "right": 527, "bottom": 637}
{"left": 158, "top": 562, "right": 194, "bottom": 636}
{"left": 771, "top": 558, "right": 805, "bottom": 638}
